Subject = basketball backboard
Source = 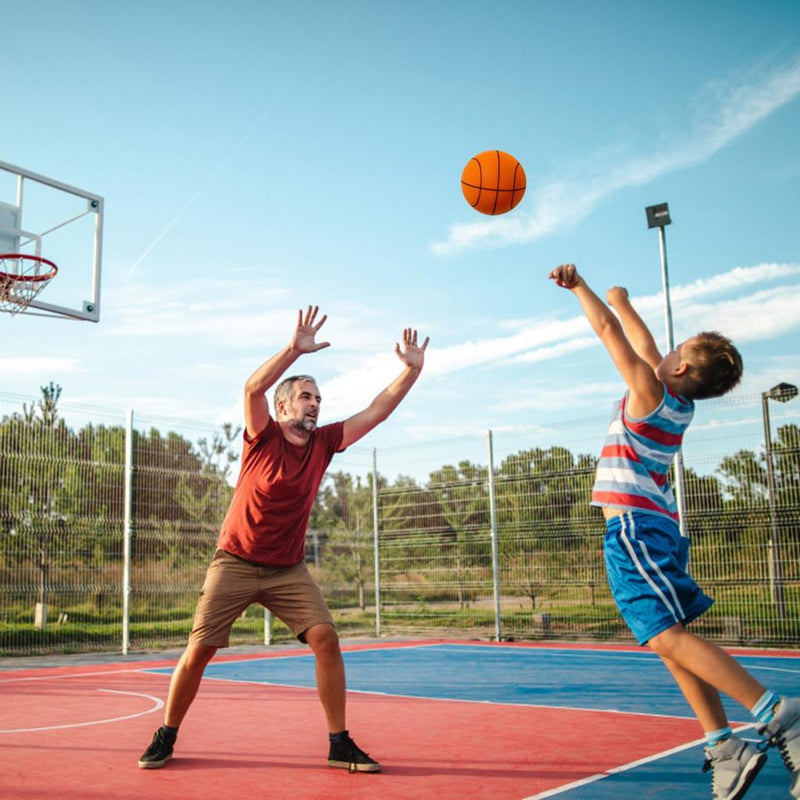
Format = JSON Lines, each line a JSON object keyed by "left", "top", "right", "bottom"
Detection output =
{"left": 0, "top": 159, "right": 103, "bottom": 322}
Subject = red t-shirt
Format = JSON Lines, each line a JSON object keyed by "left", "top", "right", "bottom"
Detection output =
{"left": 217, "top": 416, "right": 345, "bottom": 566}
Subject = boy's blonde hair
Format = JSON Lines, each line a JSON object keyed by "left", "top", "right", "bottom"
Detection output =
{"left": 684, "top": 331, "right": 743, "bottom": 400}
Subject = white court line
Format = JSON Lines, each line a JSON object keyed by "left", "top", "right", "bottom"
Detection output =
{"left": 522, "top": 724, "right": 758, "bottom": 799}
{"left": 0, "top": 689, "right": 164, "bottom": 733}
{"left": 197, "top": 673, "right": 700, "bottom": 721}
{"left": 0, "top": 667, "right": 157, "bottom": 684}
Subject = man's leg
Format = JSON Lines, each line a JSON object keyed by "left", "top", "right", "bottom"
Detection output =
{"left": 164, "top": 641, "right": 218, "bottom": 727}
{"left": 138, "top": 641, "right": 218, "bottom": 769}
{"left": 303, "top": 622, "right": 380, "bottom": 772}
{"left": 303, "top": 622, "right": 346, "bottom": 732}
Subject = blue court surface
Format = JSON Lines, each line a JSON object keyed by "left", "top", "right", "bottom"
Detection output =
{"left": 146, "top": 641, "right": 800, "bottom": 798}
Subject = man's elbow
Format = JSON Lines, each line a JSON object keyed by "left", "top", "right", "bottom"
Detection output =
{"left": 244, "top": 378, "right": 264, "bottom": 398}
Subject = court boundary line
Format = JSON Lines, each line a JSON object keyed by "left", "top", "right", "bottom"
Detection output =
{"left": 194, "top": 672, "right": 705, "bottom": 721}
{"left": 0, "top": 688, "right": 164, "bottom": 734}
{"left": 523, "top": 724, "right": 759, "bottom": 799}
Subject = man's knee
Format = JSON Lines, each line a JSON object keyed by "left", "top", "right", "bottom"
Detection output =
{"left": 182, "top": 642, "right": 218, "bottom": 671}
{"left": 304, "top": 623, "right": 340, "bottom": 656}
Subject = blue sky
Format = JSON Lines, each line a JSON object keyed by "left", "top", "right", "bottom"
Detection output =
{"left": 2, "top": 0, "right": 799, "bottom": 463}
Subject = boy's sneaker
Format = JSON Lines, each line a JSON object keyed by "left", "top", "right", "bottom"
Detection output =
{"left": 757, "top": 696, "right": 800, "bottom": 797}
{"left": 702, "top": 735, "right": 767, "bottom": 800}
{"left": 138, "top": 727, "right": 176, "bottom": 769}
{"left": 328, "top": 731, "right": 381, "bottom": 773}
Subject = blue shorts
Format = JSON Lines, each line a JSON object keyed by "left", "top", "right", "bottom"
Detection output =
{"left": 604, "top": 511, "right": 714, "bottom": 645}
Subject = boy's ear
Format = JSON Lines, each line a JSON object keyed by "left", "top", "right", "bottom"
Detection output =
{"left": 674, "top": 361, "right": 690, "bottom": 376}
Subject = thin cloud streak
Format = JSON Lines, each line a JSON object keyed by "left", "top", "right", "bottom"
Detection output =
{"left": 322, "top": 262, "right": 800, "bottom": 400}
{"left": 432, "top": 57, "right": 800, "bottom": 256}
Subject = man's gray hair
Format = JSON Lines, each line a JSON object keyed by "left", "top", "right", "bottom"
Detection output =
{"left": 274, "top": 375, "right": 317, "bottom": 415}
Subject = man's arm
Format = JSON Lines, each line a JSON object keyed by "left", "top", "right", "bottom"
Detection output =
{"left": 549, "top": 264, "right": 663, "bottom": 417}
{"left": 243, "top": 306, "right": 330, "bottom": 439}
{"left": 340, "top": 328, "right": 429, "bottom": 449}
{"left": 605, "top": 286, "right": 662, "bottom": 369}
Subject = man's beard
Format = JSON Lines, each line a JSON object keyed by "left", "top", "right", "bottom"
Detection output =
{"left": 288, "top": 415, "right": 317, "bottom": 433}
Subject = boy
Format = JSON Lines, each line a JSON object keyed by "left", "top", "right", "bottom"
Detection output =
{"left": 549, "top": 263, "right": 799, "bottom": 800}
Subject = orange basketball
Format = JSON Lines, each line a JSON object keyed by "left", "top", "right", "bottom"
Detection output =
{"left": 461, "top": 150, "right": 526, "bottom": 215}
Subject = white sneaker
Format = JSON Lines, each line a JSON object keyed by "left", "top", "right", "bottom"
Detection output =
{"left": 757, "top": 696, "right": 800, "bottom": 798}
{"left": 702, "top": 735, "right": 767, "bottom": 800}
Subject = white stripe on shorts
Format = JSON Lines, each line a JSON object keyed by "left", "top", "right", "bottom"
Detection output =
{"left": 619, "top": 512, "right": 685, "bottom": 624}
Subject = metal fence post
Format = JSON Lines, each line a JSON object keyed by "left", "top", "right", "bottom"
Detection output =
{"left": 122, "top": 409, "right": 134, "bottom": 655}
{"left": 264, "top": 609, "right": 273, "bottom": 645}
{"left": 487, "top": 430, "right": 501, "bottom": 642}
{"left": 372, "top": 447, "right": 381, "bottom": 638}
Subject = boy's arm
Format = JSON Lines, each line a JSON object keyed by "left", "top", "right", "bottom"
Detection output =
{"left": 243, "top": 306, "right": 330, "bottom": 439}
{"left": 549, "top": 264, "right": 663, "bottom": 417}
{"left": 340, "top": 328, "right": 429, "bottom": 449}
{"left": 605, "top": 286, "right": 662, "bottom": 369}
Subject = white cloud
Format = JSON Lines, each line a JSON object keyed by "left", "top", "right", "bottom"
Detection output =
{"left": 314, "top": 262, "right": 800, "bottom": 408}
{"left": 0, "top": 357, "right": 88, "bottom": 376}
{"left": 675, "top": 285, "right": 800, "bottom": 343}
{"left": 432, "top": 57, "right": 800, "bottom": 256}
{"left": 490, "top": 380, "right": 624, "bottom": 413}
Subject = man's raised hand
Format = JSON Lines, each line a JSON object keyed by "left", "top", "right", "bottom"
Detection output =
{"left": 394, "top": 328, "right": 429, "bottom": 370}
{"left": 290, "top": 305, "right": 331, "bottom": 354}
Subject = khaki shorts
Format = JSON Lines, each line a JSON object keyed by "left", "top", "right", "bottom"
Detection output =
{"left": 189, "top": 549, "right": 335, "bottom": 646}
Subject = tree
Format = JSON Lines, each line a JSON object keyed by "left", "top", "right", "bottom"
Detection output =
{"left": 0, "top": 383, "right": 71, "bottom": 624}
{"left": 311, "top": 471, "right": 378, "bottom": 610}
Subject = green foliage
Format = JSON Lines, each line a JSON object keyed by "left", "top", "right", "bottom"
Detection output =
{"left": 2, "top": 386, "right": 799, "bottom": 656}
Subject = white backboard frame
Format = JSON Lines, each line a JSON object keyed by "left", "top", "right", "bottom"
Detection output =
{"left": 0, "top": 159, "right": 104, "bottom": 322}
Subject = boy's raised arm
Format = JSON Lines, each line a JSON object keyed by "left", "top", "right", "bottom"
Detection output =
{"left": 606, "top": 286, "right": 662, "bottom": 370}
{"left": 549, "top": 264, "right": 663, "bottom": 417}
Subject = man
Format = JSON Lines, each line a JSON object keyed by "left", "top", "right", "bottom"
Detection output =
{"left": 138, "top": 305, "right": 429, "bottom": 773}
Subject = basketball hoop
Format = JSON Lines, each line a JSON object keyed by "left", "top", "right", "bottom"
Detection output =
{"left": 0, "top": 254, "right": 59, "bottom": 315}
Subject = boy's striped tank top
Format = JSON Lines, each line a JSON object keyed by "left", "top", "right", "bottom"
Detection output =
{"left": 591, "top": 386, "right": 694, "bottom": 522}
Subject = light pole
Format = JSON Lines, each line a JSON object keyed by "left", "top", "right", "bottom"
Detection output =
{"left": 645, "top": 203, "right": 688, "bottom": 534}
{"left": 761, "top": 381, "right": 799, "bottom": 620}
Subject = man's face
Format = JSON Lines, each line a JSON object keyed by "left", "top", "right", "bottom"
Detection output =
{"left": 281, "top": 379, "right": 321, "bottom": 433}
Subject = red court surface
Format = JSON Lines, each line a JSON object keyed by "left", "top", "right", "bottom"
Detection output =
{"left": 0, "top": 640, "right": 793, "bottom": 800}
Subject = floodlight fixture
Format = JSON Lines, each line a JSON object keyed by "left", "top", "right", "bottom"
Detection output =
{"left": 645, "top": 202, "right": 671, "bottom": 229}
{"left": 764, "top": 382, "right": 799, "bottom": 403}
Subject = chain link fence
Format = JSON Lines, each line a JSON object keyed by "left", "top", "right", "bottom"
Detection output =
{"left": 1, "top": 385, "right": 798, "bottom": 657}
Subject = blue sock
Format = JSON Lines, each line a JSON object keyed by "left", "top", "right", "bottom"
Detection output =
{"left": 705, "top": 726, "right": 733, "bottom": 747}
{"left": 751, "top": 690, "right": 779, "bottom": 724}
{"left": 329, "top": 730, "right": 349, "bottom": 743}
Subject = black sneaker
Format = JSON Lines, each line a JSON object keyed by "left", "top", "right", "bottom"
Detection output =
{"left": 328, "top": 731, "right": 381, "bottom": 773}
{"left": 138, "top": 727, "right": 176, "bottom": 769}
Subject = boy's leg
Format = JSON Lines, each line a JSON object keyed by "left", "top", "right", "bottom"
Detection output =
{"left": 757, "top": 697, "right": 800, "bottom": 797}
{"left": 649, "top": 624, "right": 765, "bottom": 709}
{"left": 659, "top": 653, "right": 728, "bottom": 731}
{"left": 658, "top": 653, "right": 767, "bottom": 799}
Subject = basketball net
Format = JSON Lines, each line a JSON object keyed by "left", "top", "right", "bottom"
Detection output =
{"left": 0, "top": 254, "right": 59, "bottom": 315}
